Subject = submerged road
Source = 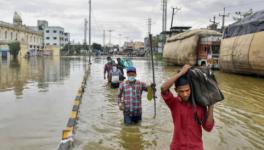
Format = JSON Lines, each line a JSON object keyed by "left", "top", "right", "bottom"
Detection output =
{"left": 0, "top": 56, "right": 263, "bottom": 150}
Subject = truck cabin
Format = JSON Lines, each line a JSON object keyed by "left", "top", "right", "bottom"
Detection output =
{"left": 196, "top": 35, "right": 221, "bottom": 67}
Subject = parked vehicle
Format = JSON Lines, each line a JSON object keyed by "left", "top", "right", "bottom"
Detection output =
{"left": 220, "top": 10, "right": 264, "bottom": 76}
{"left": 163, "top": 29, "right": 222, "bottom": 68}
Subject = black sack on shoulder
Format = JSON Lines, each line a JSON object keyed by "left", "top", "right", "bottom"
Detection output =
{"left": 187, "top": 67, "right": 224, "bottom": 107}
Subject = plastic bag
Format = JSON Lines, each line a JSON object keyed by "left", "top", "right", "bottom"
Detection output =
{"left": 187, "top": 67, "right": 224, "bottom": 107}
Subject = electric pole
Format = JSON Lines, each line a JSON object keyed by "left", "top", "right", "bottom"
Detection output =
{"left": 84, "top": 18, "right": 88, "bottom": 50}
{"left": 209, "top": 16, "right": 219, "bottom": 30}
{"left": 162, "top": 0, "right": 168, "bottom": 32}
{"left": 103, "top": 30, "right": 105, "bottom": 51}
{"left": 210, "top": 16, "right": 217, "bottom": 24}
{"left": 88, "top": 0, "right": 91, "bottom": 64}
{"left": 219, "top": 7, "right": 229, "bottom": 33}
{"left": 148, "top": 18, "right": 152, "bottom": 35}
{"left": 170, "top": 7, "right": 181, "bottom": 31}
{"left": 108, "top": 29, "right": 113, "bottom": 47}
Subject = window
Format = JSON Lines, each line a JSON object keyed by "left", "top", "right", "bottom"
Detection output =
{"left": 5, "top": 31, "right": 7, "bottom": 39}
{"left": 53, "top": 37, "right": 57, "bottom": 40}
{"left": 53, "top": 43, "right": 57, "bottom": 45}
{"left": 11, "top": 32, "right": 13, "bottom": 40}
{"left": 46, "top": 30, "right": 49, "bottom": 33}
{"left": 53, "top": 30, "right": 57, "bottom": 33}
{"left": 212, "top": 45, "right": 220, "bottom": 54}
{"left": 46, "top": 37, "right": 50, "bottom": 40}
{"left": 46, "top": 43, "right": 50, "bottom": 45}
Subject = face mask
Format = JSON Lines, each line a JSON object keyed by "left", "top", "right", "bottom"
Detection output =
{"left": 128, "top": 76, "right": 136, "bottom": 82}
{"left": 112, "top": 66, "right": 117, "bottom": 72}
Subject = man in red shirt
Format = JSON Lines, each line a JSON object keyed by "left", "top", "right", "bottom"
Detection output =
{"left": 161, "top": 64, "right": 214, "bottom": 150}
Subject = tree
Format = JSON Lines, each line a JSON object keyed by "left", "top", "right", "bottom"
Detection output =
{"left": 8, "top": 41, "right": 20, "bottom": 58}
{"left": 92, "top": 43, "right": 102, "bottom": 51}
{"left": 233, "top": 9, "right": 253, "bottom": 21}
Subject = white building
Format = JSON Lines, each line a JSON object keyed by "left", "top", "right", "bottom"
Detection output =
{"left": 37, "top": 20, "right": 70, "bottom": 50}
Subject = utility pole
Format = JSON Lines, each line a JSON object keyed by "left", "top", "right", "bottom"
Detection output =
{"left": 103, "top": 30, "right": 105, "bottom": 51}
{"left": 219, "top": 7, "right": 229, "bottom": 33}
{"left": 148, "top": 18, "right": 152, "bottom": 35}
{"left": 88, "top": 0, "right": 91, "bottom": 64}
{"left": 170, "top": 7, "right": 181, "bottom": 31}
{"left": 210, "top": 16, "right": 217, "bottom": 24}
{"left": 162, "top": 0, "right": 168, "bottom": 32}
{"left": 209, "top": 16, "right": 219, "bottom": 30}
{"left": 84, "top": 18, "right": 88, "bottom": 50}
{"left": 108, "top": 29, "right": 113, "bottom": 47}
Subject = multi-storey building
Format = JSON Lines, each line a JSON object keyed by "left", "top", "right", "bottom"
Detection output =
{"left": 0, "top": 12, "right": 43, "bottom": 58}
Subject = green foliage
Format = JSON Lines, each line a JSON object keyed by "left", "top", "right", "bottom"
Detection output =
{"left": 61, "top": 42, "right": 103, "bottom": 55}
{"left": 61, "top": 43, "right": 84, "bottom": 55}
{"left": 8, "top": 41, "right": 20, "bottom": 58}
{"left": 154, "top": 52, "right": 163, "bottom": 61}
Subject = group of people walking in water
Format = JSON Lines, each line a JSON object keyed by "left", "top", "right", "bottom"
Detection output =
{"left": 103, "top": 56, "right": 219, "bottom": 150}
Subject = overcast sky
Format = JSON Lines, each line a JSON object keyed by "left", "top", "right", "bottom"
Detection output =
{"left": 0, "top": 0, "right": 263, "bottom": 45}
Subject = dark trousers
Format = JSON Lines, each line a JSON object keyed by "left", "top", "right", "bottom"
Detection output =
{"left": 111, "top": 82, "right": 119, "bottom": 88}
{"left": 124, "top": 114, "right": 142, "bottom": 125}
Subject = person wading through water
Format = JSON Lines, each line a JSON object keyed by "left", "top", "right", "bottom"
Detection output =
{"left": 104, "top": 56, "right": 113, "bottom": 82}
{"left": 161, "top": 64, "right": 214, "bottom": 150}
{"left": 109, "top": 63, "right": 123, "bottom": 88}
{"left": 117, "top": 66, "right": 155, "bottom": 125}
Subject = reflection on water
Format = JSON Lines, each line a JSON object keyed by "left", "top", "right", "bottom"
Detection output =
{"left": 0, "top": 56, "right": 89, "bottom": 150}
{"left": 0, "top": 57, "right": 78, "bottom": 98}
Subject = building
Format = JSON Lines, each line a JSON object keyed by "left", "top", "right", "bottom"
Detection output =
{"left": 0, "top": 12, "right": 43, "bottom": 58}
{"left": 144, "top": 35, "right": 159, "bottom": 52}
{"left": 134, "top": 41, "right": 144, "bottom": 50}
{"left": 43, "top": 26, "right": 70, "bottom": 48}
{"left": 37, "top": 20, "right": 70, "bottom": 56}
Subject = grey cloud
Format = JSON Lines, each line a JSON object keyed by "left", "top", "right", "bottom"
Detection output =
{"left": 0, "top": 0, "right": 263, "bottom": 44}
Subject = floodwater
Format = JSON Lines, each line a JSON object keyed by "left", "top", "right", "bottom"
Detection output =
{"left": 0, "top": 56, "right": 263, "bottom": 150}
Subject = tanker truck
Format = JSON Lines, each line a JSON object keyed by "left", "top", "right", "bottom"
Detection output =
{"left": 163, "top": 29, "right": 222, "bottom": 69}
{"left": 220, "top": 10, "right": 264, "bottom": 76}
